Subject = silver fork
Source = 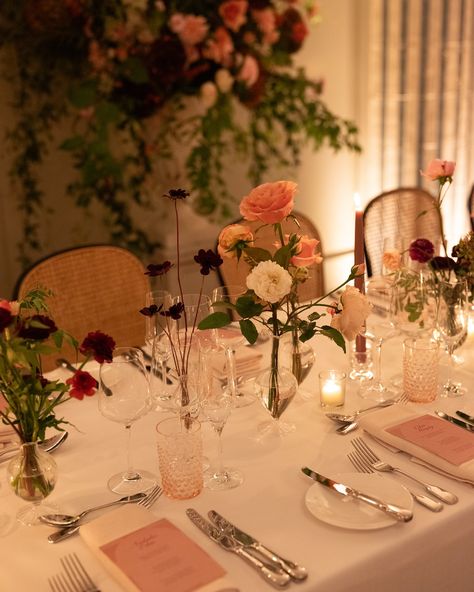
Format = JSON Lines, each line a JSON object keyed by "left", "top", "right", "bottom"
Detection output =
{"left": 351, "top": 437, "right": 458, "bottom": 504}
{"left": 347, "top": 449, "right": 443, "bottom": 512}
{"left": 49, "top": 553, "right": 100, "bottom": 592}
{"left": 47, "top": 485, "right": 163, "bottom": 544}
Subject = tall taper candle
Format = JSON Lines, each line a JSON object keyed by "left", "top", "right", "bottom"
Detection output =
{"left": 353, "top": 193, "right": 366, "bottom": 352}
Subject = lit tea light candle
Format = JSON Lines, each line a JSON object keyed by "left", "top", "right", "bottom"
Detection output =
{"left": 319, "top": 370, "right": 346, "bottom": 407}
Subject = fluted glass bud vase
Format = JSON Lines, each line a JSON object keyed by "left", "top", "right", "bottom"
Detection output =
{"left": 7, "top": 441, "right": 58, "bottom": 526}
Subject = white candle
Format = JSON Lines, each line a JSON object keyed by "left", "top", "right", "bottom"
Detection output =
{"left": 319, "top": 371, "right": 346, "bottom": 407}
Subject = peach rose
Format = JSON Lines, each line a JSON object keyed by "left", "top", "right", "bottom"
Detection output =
{"left": 169, "top": 13, "right": 209, "bottom": 45}
{"left": 291, "top": 235, "right": 323, "bottom": 268}
{"left": 240, "top": 180, "right": 297, "bottom": 223}
{"left": 330, "top": 286, "right": 372, "bottom": 341}
{"left": 421, "top": 159, "right": 456, "bottom": 181}
{"left": 219, "top": 0, "right": 248, "bottom": 32}
{"left": 204, "top": 26, "right": 234, "bottom": 65}
{"left": 218, "top": 224, "right": 254, "bottom": 258}
{"left": 382, "top": 249, "right": 401, "bottom": 271}
{"left": 238, "top": 54, "right": 259, "bottom": 87}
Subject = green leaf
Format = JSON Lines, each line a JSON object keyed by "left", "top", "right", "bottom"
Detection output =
{"left": 273, "top": 243, "right": 292, "bottom": 268}
{"left": 121, "top": 57, "right": 149, "bottom": 84}
{"left": 243, "top": 247, "right": 272, "bottom": 264}
{"left": 308, "top": 311, "right": 322, "bottom": 321}
{"left": 95, "top": 102, "right": 122, "bottom": 125}
{"left": 60, "top": 136, "right": 85, "bottom": 151}
{"left": 319, "top": 325, "right": 346, "bottom": 353}
{"left": 68, "top": 80, "right": 97, "bottom": 108}
{"left": 197, "top": 312, "right": 230, "bottom": 330}
{"left": 239, "top": 319, "right": 258, "bottom": 344}
{"left": 235, "top": 296, "right": 264, "bottom": 318}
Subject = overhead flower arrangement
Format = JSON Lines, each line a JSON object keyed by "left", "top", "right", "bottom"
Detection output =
{"left": 1, "top": 0, "right": 360, "bottom": 266}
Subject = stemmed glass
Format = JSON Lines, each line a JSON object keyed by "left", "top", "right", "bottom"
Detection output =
{"left": 98, "top": 347, "right": 157, "bottom": 494}
{"left": 200, "top": 345, "right": 244, "bottom": 490}
{"left": 437, "top": 279, "right": 469, "bottom": 397}
{"left": 211, "top": 285, "right": 256, "bottom": 407}
{"left": 359, "top": 277, "right": 398, "bottom": 401}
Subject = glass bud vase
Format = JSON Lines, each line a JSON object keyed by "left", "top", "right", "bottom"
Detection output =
{"left": 255, "top": 334, "right": 298, "bottom": 437}
{"left": 281, "top": 331, "right": 315, "bottom": 385}
{"left": 7, "top": 441, "right": 58, "bottom": 526}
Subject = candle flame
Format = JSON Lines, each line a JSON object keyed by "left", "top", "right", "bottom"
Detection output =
{"left": 353, "top": 192, "right": 362, "bottom": 212}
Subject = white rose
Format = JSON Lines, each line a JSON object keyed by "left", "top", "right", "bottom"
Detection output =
{"left": 330, "top": 286, "right": 372, "bottom": 341}
{"left": 215, "top": 69, "right": 234, "bottom": 93}
{"left": 246, "top": 260, "right": 293, "bottom": 303}
{"left": 200, "top": 81, "right": 218, "bottom": 109}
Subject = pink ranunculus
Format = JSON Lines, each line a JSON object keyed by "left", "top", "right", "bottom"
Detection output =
{"left": 218, "top": 223, "right": 254, "bottom": 258}
{"left": 169, "top": 13, "right": 209, "bottom": 46}
{"left": 237, "top": 54, "right": 259, "bottom": 87}
{"left": 240, "top": 180, "right": 297, "bottom": 223}
{"left": 204, "top": 26, "right": 234, "bottom": 65}
{"left": 421, "top": 159, "right": 456, "bottom": 181}
{"left": 219, "top": 0, "right": 248, "bottom": 32}
{"left": 291, "top": 235, "right": 323, "bottom": 268}
{"left": 330, "top": 286, "right": 372, "bottom": 341}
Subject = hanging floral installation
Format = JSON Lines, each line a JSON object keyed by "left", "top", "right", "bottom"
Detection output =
{"left": 0, "top": 1, "right": 360, "bottom": 265}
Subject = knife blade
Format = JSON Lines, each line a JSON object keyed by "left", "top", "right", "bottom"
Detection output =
{"left": 301, "top": 467, "right": 413, "bottom": 522}
{"left": 186, "top": 509, "right": 290, "bottom": 588}
{"left": 456, "top": 410, "right": 474, "bottom": 425}
{"left": 207, "top": 510, "right": 307, "bottom": 581}
{"left": 435, "top": 410, "right": 474, "bottom": 432}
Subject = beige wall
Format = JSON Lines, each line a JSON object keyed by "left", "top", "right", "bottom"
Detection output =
{"left": 0, "top": 0, "right": 367, "bottom": 298}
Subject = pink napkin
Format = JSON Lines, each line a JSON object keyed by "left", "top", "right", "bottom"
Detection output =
{"left": 358, "top": 405, "right": 474, "bottom": 485}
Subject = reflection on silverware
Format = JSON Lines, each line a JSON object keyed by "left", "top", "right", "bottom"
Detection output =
{"left": 208, "top": 510, "right": 307, "bottom": 581}
{"left": 351, "top": 437, "right": 458, "bottom": 504}
{"left": 456, "top": 410, "right": 474, "bottom": 425}
{"left": 186, "top": 509, "right": 290, "bottom": 588}
{"left": 336, "top": 421, "right": 359, "bottom": 435}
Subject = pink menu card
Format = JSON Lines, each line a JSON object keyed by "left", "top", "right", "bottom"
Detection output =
{"left": 386, "top": 414, "right": 474, "bottom": 466}
{"left": 100, "top": 518, "right": 226, "bottom": 592}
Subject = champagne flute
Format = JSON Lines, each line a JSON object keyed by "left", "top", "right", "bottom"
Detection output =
{"left": 437, "top": 279, "right": 468, "bottom": 397}
{"left": 98, "top": 347, "right": 157, "bottom": 494}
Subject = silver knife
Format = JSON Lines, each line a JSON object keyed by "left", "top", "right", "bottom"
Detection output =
{"left": 456, "top": 410, "right": 474, "bottom": 425}
{"left": 186, "top": 509, "right": 290, "bottom": 588}
{"left": 48, "top": 525, "right": 80, "bottom": 544}
{"left": 208, "top": 510, "right": 307, "bottom": 581}
{"left": 435, "top": 410, "right": 474, "bottom": 433}
{"left": 301, "top": 467, "right": 413, "bottom": 522}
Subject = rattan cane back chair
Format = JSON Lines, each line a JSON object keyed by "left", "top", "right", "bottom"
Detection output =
{"left": 217, "top": 211, "right": 325, "bottom": 302}
{"left": 363, "top": 187, "right": 442, "bottom": 277}
{"left": 14, "top": 245, "right": 149, "bottom": 372}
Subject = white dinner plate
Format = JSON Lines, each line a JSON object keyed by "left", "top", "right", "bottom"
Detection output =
{"left": 305, "top": 472, "right": 413, "bottom": 530}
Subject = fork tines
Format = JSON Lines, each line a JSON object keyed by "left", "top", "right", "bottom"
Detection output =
{"left": 49, "top": 553, "right": 100, "bottom": 592}
{"left": 138, "top": 485, "right": 163, "bottom": 509}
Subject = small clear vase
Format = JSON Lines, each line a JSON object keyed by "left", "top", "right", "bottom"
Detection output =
{"left": 281, "top": 331, "right": 315, "bottom": 398}
{"left": 255, "top": 335, "right": 298, "bottom": 437}
{"left": 7, "top": 441, "right": 58, "bottom": 526}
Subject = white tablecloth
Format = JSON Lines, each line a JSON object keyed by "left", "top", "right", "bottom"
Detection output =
{"left": 2, "top": 332, "right": 474, "bottom": 592}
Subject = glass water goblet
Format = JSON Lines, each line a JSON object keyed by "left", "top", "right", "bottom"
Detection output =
{"left": 98, "top": 347, "right": 157, "bottom": 494}
{"left": 359, "top": 277, "right": 398, "bottom": 402}
{"left": 437, "top": 279, "right": 469, "bottom": 397}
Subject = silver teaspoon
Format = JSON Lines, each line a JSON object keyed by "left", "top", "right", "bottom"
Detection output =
{"left": 39, "top": 491, "right": 147, "bottom": 527}
{"left": 326, "top": 399, "right": 395, "bottom": 423}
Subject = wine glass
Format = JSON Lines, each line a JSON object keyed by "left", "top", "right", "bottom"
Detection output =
{"left": 98, "top": 347, "right": 157, "bottom": 494}
{"left": 211, "top": 285, "right": 256, "bottom": 407}
{"left": 200, "top": 346, "right": 244, "bottom": 490}
{"left": 359, "top": 277, "right": 398, "bottom": 401}
{"left": 437, "top": 279, "right": 469, "bottom": 397}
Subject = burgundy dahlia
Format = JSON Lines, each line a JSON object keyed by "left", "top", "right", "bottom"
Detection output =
{"left": 80, "top": 331, "right": 116, "bottom": 364}
{"left": 18, "top": 314, "right": 57, "bottom": 341}
{"left": 408, "top": 239, "right": 435, "bottom": 263}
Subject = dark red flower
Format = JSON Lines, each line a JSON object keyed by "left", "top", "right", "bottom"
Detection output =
{"left": 194, "top": 249, "right": 223, "bottom": 275}
{"left": 430, "top": 256, "right": 457, "bottom": 271}
{"left": 139, "top": 304, "right": 161, "bottom": 317}
{"left": 144, "top": 261, "right": 173, "bottom": 276}
{"left": 409, "top": 239, "right": 435, "bottom": 263}
{"left": 80, "top": 331, "right": 116, "bottom": 364}
{"left": 18, "top": 314, "right": 57, "bottom": 341}
{"left": 66, "top": 370, "right": 98, "bottom": 400}
{"left": 160, "top": 302, "right": 185, "bottom": 320}
{"left": 164, "top": 188, "right": 189, "bottom": 200}
{"left": 0, "top": 308, "right": 13, "bottom": 332}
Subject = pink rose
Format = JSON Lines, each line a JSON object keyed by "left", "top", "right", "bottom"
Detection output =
{"left": 237, "top": 54, "right": 259, "bottom": 87}
{"left": 421, "top": 159, "right": 456, "bottom": 181}
{"left": 291, "top": 235, "right": 323, "bottom": 268}
{"left": 240, "top": 180, "right": 297, "bottom": 223}
{"left": 219, "top": 0, "right": 248, "bottom": 32}
{"left": 204, "top": 26, "right": 234, "bottom": 65}
{"left": 252, "top": 8, "right": 279, "bottom": 44}
{"left": 218, "top": 224, "right": 254, "bottom": 258}
{"left": 330, "top": 286, "right": 372, "bottom": 341}
{"left": 169, "top": 13, "right": 209, "bottom": 45}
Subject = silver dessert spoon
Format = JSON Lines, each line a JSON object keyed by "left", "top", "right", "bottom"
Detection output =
{"left": 326, "top": 399, "right": 396, "bottom": 423}
{"left": 39, "top": 491, "right": 147, "bottom": 527}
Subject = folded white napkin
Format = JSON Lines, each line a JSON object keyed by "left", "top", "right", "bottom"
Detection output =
{"left": 358, "top": 405, "right": 474, "bottom": 485}
{"left": 80, "top": 505, "right": 237, "bottom": 592}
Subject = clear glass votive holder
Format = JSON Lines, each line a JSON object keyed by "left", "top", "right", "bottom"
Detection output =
{"left": 403, "top": 338, "right": 439, "bottom": 403}
{"left": 156, "top": 417, "right": 203, "bottom": 500}
{"left": 348, "top": 338, "right": 373, "bottom": 381}
{"left": 319, "top": 370, "right": 346, "bottom": 408}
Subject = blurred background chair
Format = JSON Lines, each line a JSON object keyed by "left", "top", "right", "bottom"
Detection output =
{"left": 363, "top": 187, "right": 442, "bottom": 277}
{"left": 217, "top": 211, "right": 325, "bottom": 302}
{"left": 14, "top": 245, "right": 149, "bottom": 371}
